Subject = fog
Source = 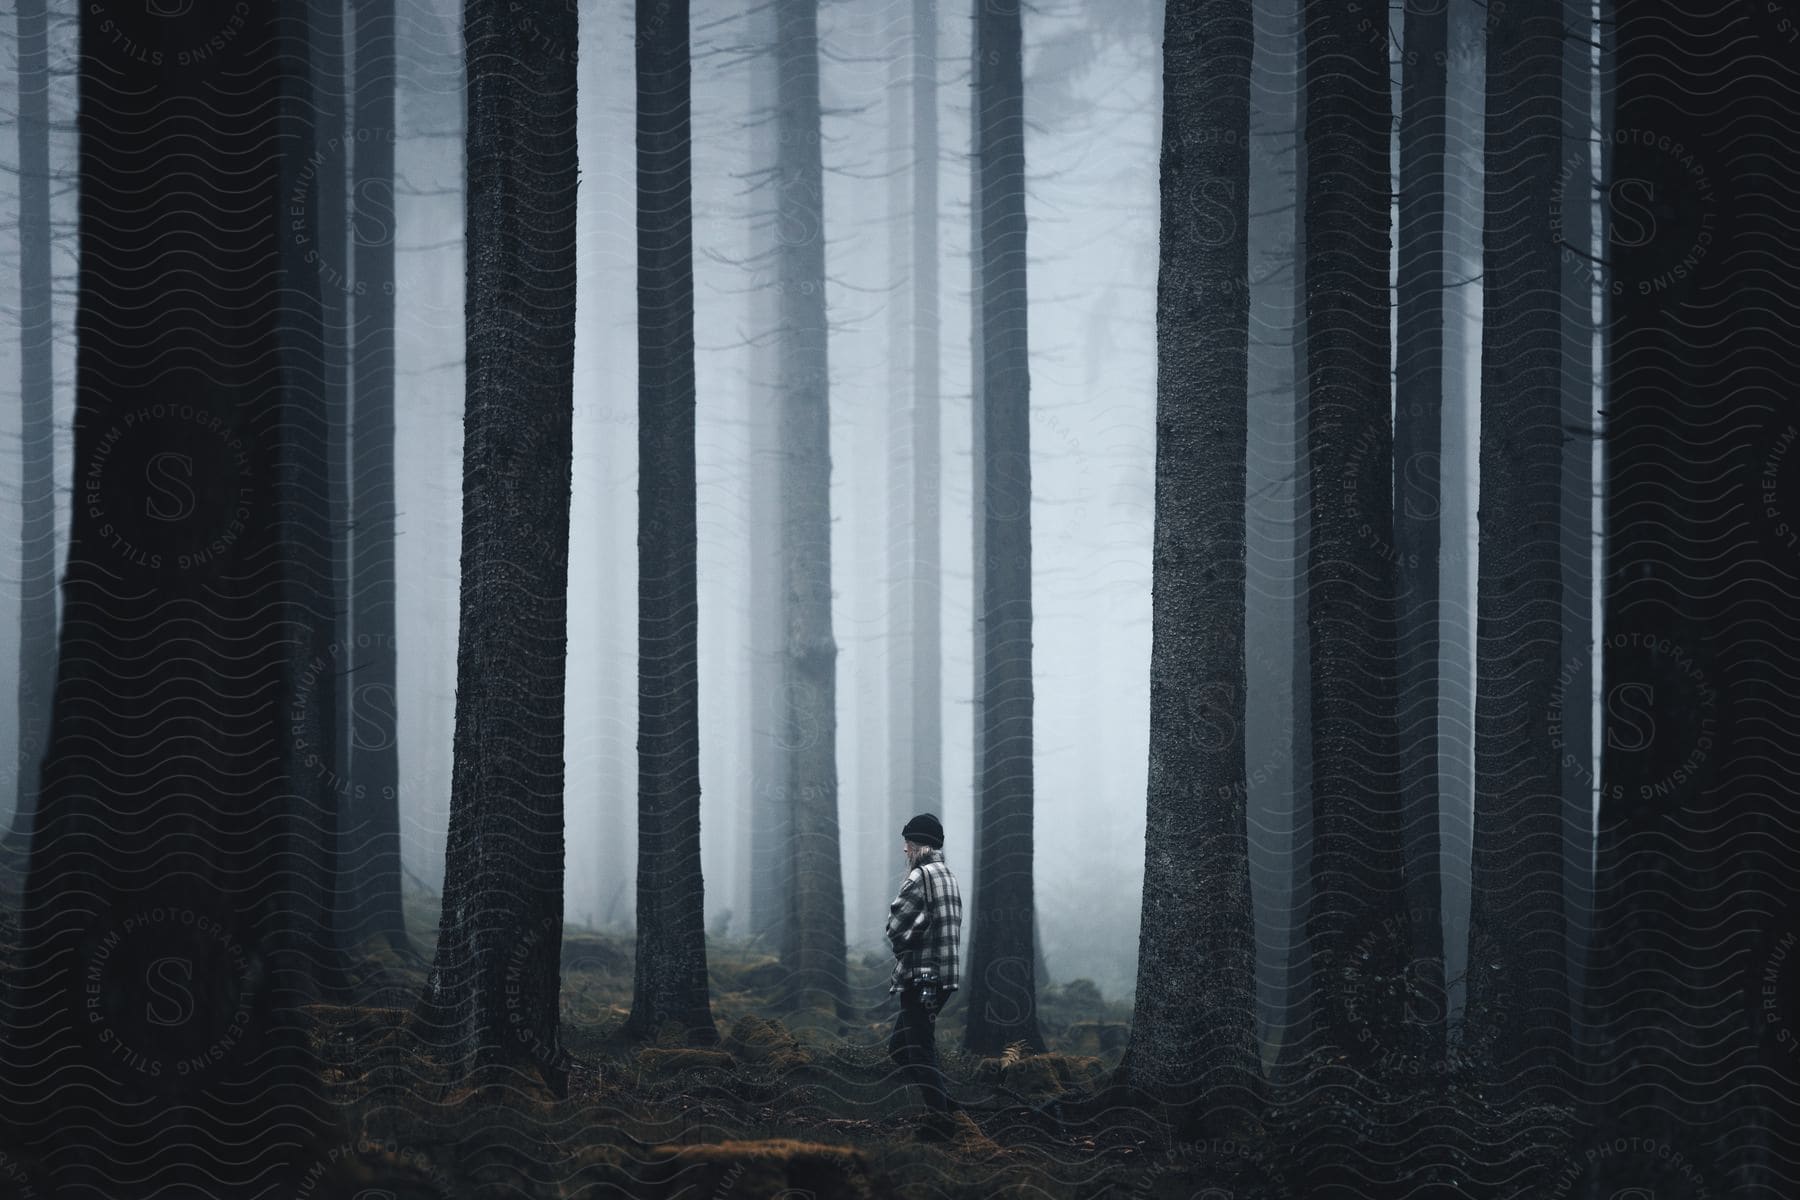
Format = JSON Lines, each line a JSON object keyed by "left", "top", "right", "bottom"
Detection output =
{"left": 0, "top": 0, "right": 1596, "bottom": 1018}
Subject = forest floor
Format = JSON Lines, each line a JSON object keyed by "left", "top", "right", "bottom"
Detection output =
{"left": 0, "top": 863, "right": 1575, "bottom": 1198}
{"left": 301, "top": 886, "right": 1170, "bottom": 1198}
{"left": 301, "top": 890, "right": 1575, "bottom": 1198}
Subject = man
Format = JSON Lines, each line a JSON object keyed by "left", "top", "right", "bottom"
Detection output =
{"left": 885, "top": 812, "right": 962, "bottom": 1128}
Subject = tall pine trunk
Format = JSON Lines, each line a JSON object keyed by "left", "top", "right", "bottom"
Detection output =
{"left": 1115, "top": 0, "right": 1257, "bottom": 1139}
{"left": 5, "top": 0, "right": 54, "bottom": 856}
{"left": 625, "top": 0, "right": 715, "bottom": 1044}
{"left": 344, "top": 0, "right": 409, "bottom": 953}
{"left": 966, "top": 0, "right": 987, "bottom": 1004}
{"left": 1727, "top": 12, "right": 1800, "bottom": 1188}
{"left": 7, "top": 2, "right": 338, "bottom": 1185}
{"left": 1275, "top": 0, "right": 1315, "bottom": 1083}
{"left": 1557, "top": 0, "right": 1597, "bottom": 1065}
{"left": 313, "top": 0, "right": 354, "bottom": 956}
{"left": 1295, "top": 0, "right": 1407, "bottom": 1073}
{"left": 1392, "top": 0, "right": 1448, "bottom": 1059}
{"left": 415, "top": 0, "right": 578, "bottom": 1091}
{"left": 745, "top": 0, "right": 789, "bottom": 952}
{"left": 885, "top": 0, "right": 942, "bottom": 891}
{"left": 1242, "top": 0, "right": 1304, "bottom": 1078}
{"left": 1588, "top": 2, "right": 1797, "bottom": 1192}
{"left": 1588, "top": 1, "right": 1711, "bottom": 1154}
{"left": 772, "top": 0, "right": 848, "bottom": 1014}
{"left": 1467, "top": 0, "right": 1568, "bottom": 1093}
{"left": 963, "top": 0, "right": 1043, "bottom": 1056}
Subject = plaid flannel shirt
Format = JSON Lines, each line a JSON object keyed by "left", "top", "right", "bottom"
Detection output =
{"left": 886, "top": 847, "right": 961, "bottom": 996}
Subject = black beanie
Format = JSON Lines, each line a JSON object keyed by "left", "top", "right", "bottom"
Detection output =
{"left": 902, "top": 813, "right": 944, "bottom": 848}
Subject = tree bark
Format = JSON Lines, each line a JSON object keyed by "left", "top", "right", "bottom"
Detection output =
{"left": 885, "top": 0, "right": 943, "bottom": 904}
{"left": 1274, "top": 0, "right": 1315, "bottom": 1084}
{"left": 1240, "top": 0, "right": 1304, "bottom": 1081}
{"left": 1114, "top": 0, "right": 1257, "bottom": 1138}
{"left": 344, "top": 0, "right": 410, "bottom": 954}
{"left": 1557, "top": 0, "right": 1598, "bottom": 1071}
{"left": 4, "top": 0, "right": 54, "bottom": 855}
{"left": 772, "top": 0, "right": 849, "bottom": 1015}
{"left": 966, "top": 0, "right": 988, "bottom": 1021}
{"left": 414, "top": 0, "right": 578, "bottom": 1091}
{"left": 963, "top": 0, "right": 1044, "bottom": 1057}
{"left": 745, "top": 0, "right": 790, "bottom": 953}
{"left": 625, "top": 0, "right": 716, "bottom": 1045}
{"left": 311, "top": 0, "right": 353, "bottom": 960}
{"left": 1467, "top": 0, "right": 1568, "bottom": 1095}
{"left": 1295, "top": 0, "right": 1407, "bottom": 1075}
{"left": 1587, "top": 2, "right": 1797, "bottom": 1192}
{"left": 1392, "top": 0, "right": 1449, "bottom": 1059}
{"left": 7, "top": 1, "right": 338, "bottom": 1185}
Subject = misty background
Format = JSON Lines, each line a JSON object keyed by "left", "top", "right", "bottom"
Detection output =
{"left": 0, "top": 0, "right": 1599, "bottom": 1032}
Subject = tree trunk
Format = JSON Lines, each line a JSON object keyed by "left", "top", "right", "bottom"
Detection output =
{"left": 1575, "top": 0, "right": 1614, "bottom": 1134}
{"left": 1557, "top": 0, "right": 1598, "bottom": 1072}
{"left": 963, "top": 0, "right": 1044, "bottom": 1057}
{"left": 966, "top": 0, "right": 988, "bottom": 1022}
{"left": 625, "top": 0, "right": 716, "bottom": 1045}
{"left": 1243, "top": 0, "right": 1303, "bottom": 1080}
{"left": 1434, "top": 0, "right": 1484, "bottom": 1055}
{"left": 1391, "top": 0, "right": 1449, "bottom": 1060}
{"left": 312, "top": 0, "right": 353, "bottom": 959}
{"left": 1295, "top": 0, "right": 1407, "bottom": 1074}
{"left": 1588, "top": 2, "right": 1796, "bottom": 1193}
{"left": 909, "top": 0, "right": 943, "bottom": 864}
{"left": 1114, "top": 0, "right": 1257, "bottom": 1138}
{"left": 344, "top": 0, "right": 410, "bottom": 954}
{"left": 1733, "top": 35, "right": 1800, "bottom": 1188}
{"left": 575, "top": 0, "right": 634, "bottom": 930}
{"left": 885, "top": 0, "right": 943, "bottom": 906}
{"left": 745, "top": 0, "right": 789, "bottom": 953}
{"left": 1274, "top": 0, "right": 1315, "bottom": 1084}
{"left": 415, "top": 0, "right": 578, "bottom": 1091}
{"left": 4, "top": 0, "right": 54, "bottom": 856}
{"left": 7, "top": 1, "right": 338, "bottom": 1185}
{"left": 1467, "top": 0, "right": 1568, "bottom": 1094}
{"left": 772, "top": 0, "right": 848, "bottom": 1015}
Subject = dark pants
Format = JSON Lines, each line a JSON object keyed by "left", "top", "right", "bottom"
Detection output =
{"left": 888, "top": 988, "right": 951, "bottom": 1114}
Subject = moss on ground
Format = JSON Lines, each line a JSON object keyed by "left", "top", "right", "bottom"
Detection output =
{"left": 0, "top": 878, "right": 1576, "bottom": 1199}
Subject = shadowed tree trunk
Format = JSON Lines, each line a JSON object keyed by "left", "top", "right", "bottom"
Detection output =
{"left": 1557, "top": 0, "right": 1597, "bottom": 1068}
{"left": 1729, "top": 19, "right": 1800, "bottom": 1186}
{"left": 772, "top": 0, "right": 848, "bottom": 1015}
{"left": 1114, "top": 0, "right": 1257, "bottom": 1140}
{"left": 1466, "top": 0, "right": 1568, "bottom": 1095}
{"left": 963, "top": 0, "right": 1044, "bottom": 1057}
{"left": 1576, "top": 0, "right": 1615, "bottom": 1133}
{"left": 1294, "top": 0, "right": 1407, "bottom": 1075}
{"left": 344, "top": 0, "right": 410, "bottom": 954}
{"left": 746, "top": 0, "right": 789, "bottom": 953}
{"left": 1587, "top": 2, "right": 1797, "bottom": 1192}
{"left": 625, "top": 0, "right": 716, "bottom": 1045}
{"left": 414, "top": 0, "right": 578, "bottom": 1091}
{"left": 5, "top": 0, "right": 54, "bottom": 857}
{"left": 311, "top": 0, "right": 353, "bottom": 958}
{"left": 1273, "top": 0, "right": 1315, "bottom": 1084}
{"left": 5, "top": 2, "right": 339, "bottom": 1186}
{"left": 1392, "top": 0, "right": 1449, "bottom": 1060}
